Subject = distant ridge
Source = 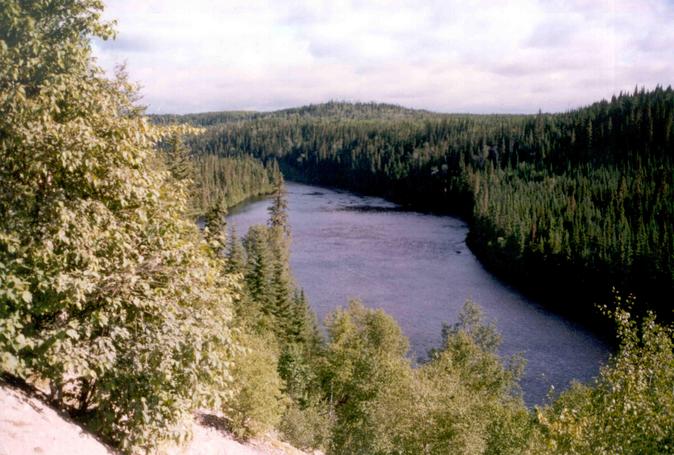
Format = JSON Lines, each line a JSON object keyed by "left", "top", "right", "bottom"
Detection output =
{"left": 151, "top": 86, "right": 673, "bottom": 127}
{"left": 150, "top": 100, "right": 438, "bottom": 126}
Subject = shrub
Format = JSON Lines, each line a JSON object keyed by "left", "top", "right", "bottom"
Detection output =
{"left": 536, "top": 303, "right": 674, "bottom": 454}
{"left": 226, "top": 331, "right": 286, "bottom": 439}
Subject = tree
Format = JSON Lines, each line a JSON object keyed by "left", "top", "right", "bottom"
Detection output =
{"left": 536, "top": 301, "right": 674, "bottom": 454}
{"left": 243, "top": 225, "right": 273, "bottom": 312}
{"left": 226, "top": 225, "right": 247, "bottom": 274}
{"left": 321, "top": 300, "right": 411, "bottom": 454}
{"left": 268, "top": 181, "right": 290, "bottom": 236}
{"left": 0, "top": 2, "right": 236, "bottom": 451}
{"left": 204, "top": 199, "right": 228, "bottom": 254}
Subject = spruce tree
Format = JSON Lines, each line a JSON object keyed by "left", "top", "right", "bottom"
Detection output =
{"left": 226, "top": 225, "right": 247, "bottom": 274}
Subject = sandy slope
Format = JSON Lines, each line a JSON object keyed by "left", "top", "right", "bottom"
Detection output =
{"left": 0, "top": 382, "right": 111, "bottom": 455}
{"left": 0, "top": 382, "right": 308, "bottom": 455}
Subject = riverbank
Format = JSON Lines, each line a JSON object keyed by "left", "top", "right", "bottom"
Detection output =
{"left": 281, "top": 171, "right": 617, "bottom": 341}
{"left": 227, "top": 181, "right": 610, "bottom": 406}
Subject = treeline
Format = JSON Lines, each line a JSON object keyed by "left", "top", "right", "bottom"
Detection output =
{"left": 154, "top": 127, "right": 281, "bottom": 216}
{"left": 151, "top": 100, "right": 432, "bottom": 127}
{"left": 179, "top": 92, "right": 674, "bottom": 321}
{"left": 192, "top": 154, "right": 281, "bottom": 214}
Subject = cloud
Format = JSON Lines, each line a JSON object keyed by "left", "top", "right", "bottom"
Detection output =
{"left": 93, "top": 0, "right": 674, "bottom": 114}
{"left": 95, "top": 35, "right": 158, "bottom": 53}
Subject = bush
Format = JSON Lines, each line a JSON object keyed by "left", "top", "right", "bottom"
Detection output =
{"left": 279, "top": 400, "right": 332, "bottom": 451}
{"left": 226, "top": 331, "right": 286, "bottom": 439}
{"left": 536, "top": 303, "right": 674, "bottom": 454}
{"left": 321, "top": 301, "right": 534, "bottom": 455}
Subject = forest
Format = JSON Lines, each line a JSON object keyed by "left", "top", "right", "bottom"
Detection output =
{"left": 166, "top": 91, "right": 674, "bottom": 325}
{"left": 1, "top": 1, "right": 673, "bottom": 455}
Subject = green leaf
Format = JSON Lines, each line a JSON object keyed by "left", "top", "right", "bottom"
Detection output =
{"left": 21, "top": 290, "right": 32, "bottom": 303}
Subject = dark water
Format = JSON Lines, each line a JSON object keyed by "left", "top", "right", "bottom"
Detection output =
{"left": 228, "top": 182, "right": 610, "bottom": 406}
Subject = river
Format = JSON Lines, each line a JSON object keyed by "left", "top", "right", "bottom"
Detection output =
{"left": 227, "top": 181, "right": 610, "bottom": 406}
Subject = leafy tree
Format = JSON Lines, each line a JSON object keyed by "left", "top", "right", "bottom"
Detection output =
{"left": 0, "top": 2, "right": 236, "bottom": 451}
{"left": 226, "top": 330, "right": 286, "bottom": 439}
{"left": 320, "top": 301, "right": 534, "bottom": 455}
{"left": 320, "top": 300, "right": 413, "bottom": 454}
{"left": 536, "top": 299, "right": 674, "bottom": 454}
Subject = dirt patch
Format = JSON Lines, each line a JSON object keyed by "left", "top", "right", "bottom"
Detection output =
{"left": 0, "top": 382, "right": 312, "bottom": 455}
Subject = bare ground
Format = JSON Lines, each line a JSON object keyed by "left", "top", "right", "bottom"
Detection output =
{"left": 0, "top": 382, "right": 309, "bottom": 455}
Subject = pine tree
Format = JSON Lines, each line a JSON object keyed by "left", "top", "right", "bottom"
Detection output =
{"left": 268, "top": 181, "right": 290, "bottom": 236}
{"left": 226, "top": 225, "right": 247, "bottom": 274}
{"left": 164, "top": 133, "right": 194, "bottom": 183}
{"left": 244, "top": 225, "right": 273, "bottom": 309}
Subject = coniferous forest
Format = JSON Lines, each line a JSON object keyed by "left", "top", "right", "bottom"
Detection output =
{"left": 1, "top": 2, "right": 673, "bottom": 455}
{"left": 165, "top": 93, "right": 674, "bottom": 324}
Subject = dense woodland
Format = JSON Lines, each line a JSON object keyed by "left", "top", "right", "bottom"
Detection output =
{"left": 169, "top": 91, "right": 674, "bottom": 323}
{"left": 192, "top": 154, "right": 281, "bottom": 213}
{"left": 157, "top": 133, "right": 281, "bottom": 215}
{"left": 1, "top": 2, "right": 673, "bottom": 455}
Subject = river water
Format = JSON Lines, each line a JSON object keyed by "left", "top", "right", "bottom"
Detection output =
{"left": 228, "top": 181, "right": 610, "bottom": 406}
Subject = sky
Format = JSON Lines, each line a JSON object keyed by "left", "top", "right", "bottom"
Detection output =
{"left": 92, "top": 0, "right": 674, "bottom": 114}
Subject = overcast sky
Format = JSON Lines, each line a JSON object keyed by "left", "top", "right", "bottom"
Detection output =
{"left": 92, "top": 0, "right": 674, "bottom": 114}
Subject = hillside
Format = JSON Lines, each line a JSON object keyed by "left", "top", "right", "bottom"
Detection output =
{"left": 0, "top": 381, "right": 309, "bottom": 455}
{"left": 150, "top": 101, "right": 438, "bottom": 127}
{"left": 178, "top": 90, "right": 674, "bottom": 325}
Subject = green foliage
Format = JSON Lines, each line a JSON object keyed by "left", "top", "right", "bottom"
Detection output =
{"left": 279, "top": 399, "right": 332, "bottom": 451}
{"left": 268, "top": 180, "right": 290, "bottom": 234}
{"left": 278, "top": 343, "right": 314, "bottom": 405}
{"left": 320, "top": 300, "right": 534, "bottom": 455}
{"left": 0, "top": 2, "right": 236, "bottom": 452}
{"left": 219, "top": 185, "right": 324, "bottom": 443}
{"left": 243, "top": 225, "right": 274, "bottom": 313}
{"left": 225, "top": 226, "right": 247, "bottom": 274}
{"left": 4, "top": 3, "right": 672, "bottom": 454}
{"left": 404, "top": 302, "right": 531, "bottom": 454}
{"left": 192, "top": 154, "right": 281, "bottom": 215}
{"left": 226, "top": 331, "right": 286, "bottom": 439}
{"left": 235, "top": 187, "right": 320, "bottom": 351}
{"left": 160, "top": 132, "right": 196, "bottom": 184}
{"left": 536, "top": 300, "right": 674, "bottom": 454}
{"left": 321, "top": 300, "right": 412, "bottom": 454}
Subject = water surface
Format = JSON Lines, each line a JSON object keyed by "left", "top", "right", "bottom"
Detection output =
{"left": 228, "top": 182, "right": 610, "bottom": 405}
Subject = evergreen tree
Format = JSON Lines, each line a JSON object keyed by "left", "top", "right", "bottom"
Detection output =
{"left": 243, "top": 225, "right": 273, "bottom": 310}
{"left": 226, "top": 225, "right": 247, "bottom": 274}
{"left": 204, "top": 199, "right": 228, "bottom": 254}
{"left": 176, "top": 90, "right": 674, "bottom": 322}
{"left": 268, "top": 181, "right": 290, "bottom": 235}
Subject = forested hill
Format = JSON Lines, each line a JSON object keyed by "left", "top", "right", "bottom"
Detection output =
{"left": 175, "top": 89, "right": 674, "bottom": 324}
{"left": 151, "top": 101, "right": 437, "bottom": 126}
